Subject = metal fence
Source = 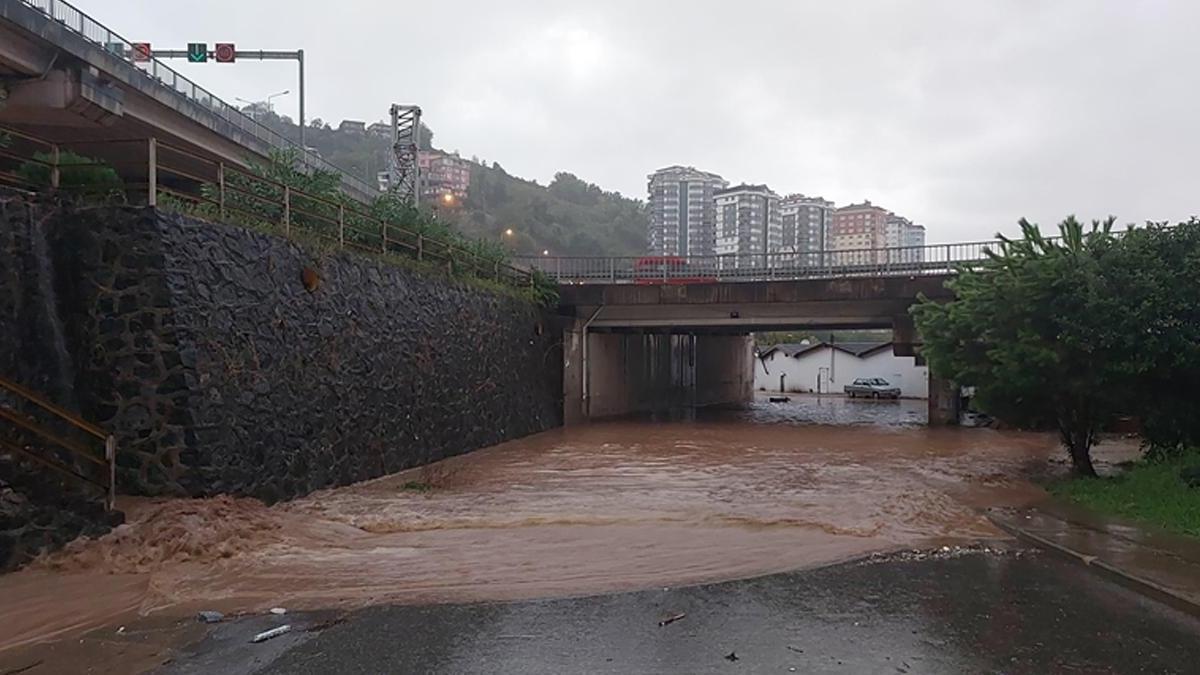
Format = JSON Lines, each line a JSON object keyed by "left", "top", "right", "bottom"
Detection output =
{"left": 515, "top": 242, "right": 1002, "bottom": 285}
{"left": 0, "top": 124, "right": 534, "bottom": 288}
{"left": 0, "top": 376, "right": 116, "bottom": 511}
{"left": 17, "top": 0, "right": 375, "bottom": 197}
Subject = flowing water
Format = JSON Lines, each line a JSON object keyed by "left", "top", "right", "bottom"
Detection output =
{"left": 0, "top": 396, "right": 1130, "bottom": 657}
{"left": 25, "top": 211, "right": 77, "bottom": 409}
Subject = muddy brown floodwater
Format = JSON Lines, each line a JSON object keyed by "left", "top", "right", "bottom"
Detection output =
{"left": 0, "top": 396, "right": 1133, "bottom": 665}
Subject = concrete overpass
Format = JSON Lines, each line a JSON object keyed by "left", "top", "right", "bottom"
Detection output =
{"left": 0, "top": 0, "right": 374, "bottom": 200}
{"left": 540, "top": 247, "right": 994, "bottom": 426}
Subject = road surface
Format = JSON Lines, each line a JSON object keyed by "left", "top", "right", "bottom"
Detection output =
{"left": 161, "top": 546, "right": 1200, "bottom": 674}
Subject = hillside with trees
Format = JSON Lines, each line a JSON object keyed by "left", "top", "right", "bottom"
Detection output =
{"left": 251, "top": 109, "right": 647, "bottom": 256}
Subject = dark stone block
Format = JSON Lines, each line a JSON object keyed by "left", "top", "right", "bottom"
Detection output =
{"left": 4, "top": 203, "right": 562, "bottom": 514}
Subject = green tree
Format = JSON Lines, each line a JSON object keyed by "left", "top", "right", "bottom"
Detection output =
{"left": 912, "top": 216, "right": 1122, "bottom": 476}
{"left": 1097, "top": 219, "right": 1200, "bottom": 457}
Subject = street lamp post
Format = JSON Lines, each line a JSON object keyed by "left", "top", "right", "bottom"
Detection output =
{"left": 266, "top": 89, "right": 290, "bottom": 111}
{"left": 235, "top": 90, "right": 289, "bottom": 119}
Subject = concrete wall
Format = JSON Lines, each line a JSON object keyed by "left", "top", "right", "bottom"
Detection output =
{"left": 695, "top": 334, "right": 755, "bottom": 407}
{"left": 570, "top": 331, "right": 751, "bottom": 420}
{"left": 756, "top": 346, "right": 928, "bottom": 399}
{"left": 3, "top": 205, "right": 562, "bottom": 502}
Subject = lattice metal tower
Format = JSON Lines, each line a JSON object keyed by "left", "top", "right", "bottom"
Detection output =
{"left": 388, "top": 104, "right": 422, "bottom": 205}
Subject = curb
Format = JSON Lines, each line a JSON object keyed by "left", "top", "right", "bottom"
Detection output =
{"left": 988, "top": 514, "right": 1200, "bottom": 621}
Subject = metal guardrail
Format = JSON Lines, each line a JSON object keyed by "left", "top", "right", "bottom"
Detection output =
{"left": 0, "top": 124, "right": 534, "bottom": 288}
{"left": 515, "top": 242, "right": 1001, "bottom": 284}
{"left": 0, "top": 376, "right": 116, "bottom": 511}
{"left": 17, "top": 0, "right": 375, "bottom": 198}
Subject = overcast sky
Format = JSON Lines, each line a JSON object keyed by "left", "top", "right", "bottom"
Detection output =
{"left": 81, "top": 0, "right": 1199, "bottom": 242}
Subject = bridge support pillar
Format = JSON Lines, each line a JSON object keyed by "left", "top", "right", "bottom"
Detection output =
{"left": 928, "top": 372, "right": 960, "bottom": 426}
{"left": 694, "top": 334, "right": 755, "bottom": 408}
{"left": 891, "top": 313, "right": 919, "bottom": 357}
{"left": 562, "top": 318, "right": 585, "bottom": 425}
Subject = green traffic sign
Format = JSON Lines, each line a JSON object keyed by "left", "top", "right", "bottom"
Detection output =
{"left": 187, "top": 42, "right": 208, "bottom": 63}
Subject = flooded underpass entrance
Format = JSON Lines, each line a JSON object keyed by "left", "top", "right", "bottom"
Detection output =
{"left": 0, "top": 394, "right": 1092, "bottom": 663}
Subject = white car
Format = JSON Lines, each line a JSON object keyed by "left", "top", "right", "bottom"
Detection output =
{"left": 844, "top": 378, "right": 901, "bottom": 399}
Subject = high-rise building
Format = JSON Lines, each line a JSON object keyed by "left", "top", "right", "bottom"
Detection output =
{"left": 884, "top": 215, "right": 926, "bottom": 262}
{"left": 714, "top": 184, "right": 781, "bottom": 267}
{"left": 830, "top": 200, "right": 895, "bottom": 264}
{"left": 646, "top": 166, "right": 727, "bottom": 257}
{"left": 779, "top": 194, "right": 834, "bottom": 266}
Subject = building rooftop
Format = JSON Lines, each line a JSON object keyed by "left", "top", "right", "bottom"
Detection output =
{"left": 836, "top": 200, "right": 889, "bottom": 212}
{"left": 760, "top": 340, "right": 894, "bottom": 359}
{"left": 715, "top": 183, "right": 778, "bottom": 197}
{"left": 649, "top": 166, "right": 725, "bottom": 181}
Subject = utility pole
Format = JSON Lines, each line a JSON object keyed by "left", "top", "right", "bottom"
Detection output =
{"left": 388, "top": 104, "right": 422, "bottom": 206}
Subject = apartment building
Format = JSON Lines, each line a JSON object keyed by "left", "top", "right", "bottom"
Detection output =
{"left": 418, "top": 150, "right": 472, "bottom": 201}
{"left": 646, "top": 166, "right": 727, "bottom": 257}
{"left": 884, "top": 214, "right": 927, "bottom": 262}
{"left": 714, "top": 184, "right": 781, "bottom": 267}
{"left": 779, "top": 194, "right": 834, "bottom": 265}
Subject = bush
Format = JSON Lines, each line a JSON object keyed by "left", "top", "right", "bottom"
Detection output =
{"left": 16, "top": 151, "right": 124, "bottom": 199}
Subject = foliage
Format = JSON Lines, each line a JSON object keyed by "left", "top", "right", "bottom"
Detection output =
{"left": 914, "top": 216, "right": 1200, "bottom": 474}
{"left": 530, "top": 270, "right": 561, "bottom": 308}
{"left": 248, "top": 108, "right": 648, "bottom": 256}
{"left": 756, "top": 329, "right": 892, "bottom": 347}
{"left": 912, "top": 217, "right": 1122, "bottom": 476}
{"left": 1050, "top": 450, "right": 1200, "bottom": 537}
{"left": 458, "top": 167, "right": 647, "bottom": 256}
{"left": 16, "top": 151, "right": 124, "bottom": 199}
{"left": 1095, "top": 220, "right": 1200, "bottom": 458}
{"left": 164, "top": 149, "right": 557, "bottom": 305}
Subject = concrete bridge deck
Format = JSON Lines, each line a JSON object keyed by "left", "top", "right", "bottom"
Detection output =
{"left": 0, "top": 0, "right": 375, "bottom": 200}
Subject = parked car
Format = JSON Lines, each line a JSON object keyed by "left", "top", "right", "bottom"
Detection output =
{"left": 844, "top": 377, "right": 901, "bottom": 399}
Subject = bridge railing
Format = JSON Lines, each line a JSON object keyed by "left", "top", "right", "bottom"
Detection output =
{"left": 17, "top": 0, "right": 375, "bottom": 198}
{"left": 515, "top": 241, "right": 1002, "bottom": 284}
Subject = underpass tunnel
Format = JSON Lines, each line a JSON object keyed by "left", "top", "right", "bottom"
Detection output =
{"left": 561, "top": 310, "right": 957, "bottom": 425}
{"left": 563, "top": 328, "right": 755, "bottom": 422}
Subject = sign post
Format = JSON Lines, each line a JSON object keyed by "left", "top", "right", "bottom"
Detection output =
{"left": 186, "top": 42, "right": 207, "bottom": 63}
{"left": 132, "top": 43, "right": 307, "bottom": 147}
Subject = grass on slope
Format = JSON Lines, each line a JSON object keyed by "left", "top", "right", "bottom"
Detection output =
{"left": 1050, "top": 450, "right": 1200, "bottom": 537}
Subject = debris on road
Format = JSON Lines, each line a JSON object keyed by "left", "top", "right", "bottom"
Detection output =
{"left": 250, "top": 625, "right": 292, "bottom": 643}
{"left": 658, "top": 612, "right": 686, "bottom": 627}
{"left": 196, "top": 611, "right": 224, "bottom": 624}
{"left": 725, "top": 651, "right": 739, "bottom": 662}
{"left": 269, "top": 607, "right": 287, "bottom": 615}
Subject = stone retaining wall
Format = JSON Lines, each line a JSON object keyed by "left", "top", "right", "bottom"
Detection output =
{"left": 4, "top": 204, "right": 562, "bottom": 506}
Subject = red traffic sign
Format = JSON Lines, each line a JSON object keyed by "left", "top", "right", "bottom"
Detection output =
{"left": 131, "top": 42, "right": 152, "bottom": 62}
{"left": 214, "top": 43, "right": 236, "bottom": 63}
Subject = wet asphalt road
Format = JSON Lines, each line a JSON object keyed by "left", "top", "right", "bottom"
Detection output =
{"left": 229, "top": 547, "right": 1200, "bottom": 675}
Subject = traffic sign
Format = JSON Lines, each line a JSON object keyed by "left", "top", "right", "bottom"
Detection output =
{"left": 214, "top": 43, "right": 236, "bottom": 63}
{"left": 187, "top": 43, "right": 208, "bottom": 63}
{"left": 131, "top": 42, "right": 152, "bottom": 62}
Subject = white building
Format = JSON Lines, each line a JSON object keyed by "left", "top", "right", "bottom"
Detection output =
{"left": 884, "top": 215, "right": 927, "bottom": 263}
{"left": 647, "top": 166, "right": 727, "bottom": 258}
{"left": 714, "top": 184, "right": 781, "bottom": 268}
{"left": 755, "top": 341, "right": 929, "bottom": 399}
